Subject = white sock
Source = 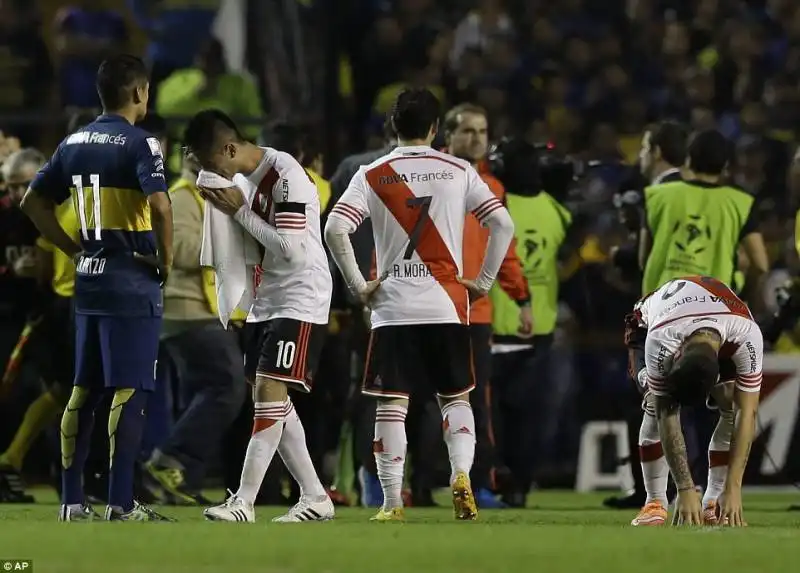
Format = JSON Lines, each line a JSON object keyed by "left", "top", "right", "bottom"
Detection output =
{"left": 639, "top": 410, "right": 668, "bottom": 507}
{"left": 441, "top": 400, "right": 476, "bottom": 483}
{"left": 278, "top": 399, "right": 327, "bottom": 500}
{"left": 703, "top": 410, "right": 733, "bottom": 506}
{"left": 374, "top": 403, "right": 407, "bottom": 511}
{"left": 235, "top": 400, "right": 288, "bottom": 505}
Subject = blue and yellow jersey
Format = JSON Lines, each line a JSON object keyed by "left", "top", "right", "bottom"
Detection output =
{"left": 29, "top": 114, "right": 168, "bottom": 316}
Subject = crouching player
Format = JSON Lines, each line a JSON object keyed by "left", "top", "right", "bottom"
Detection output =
{"left": 627, "top": 275, "right": 761, "bottom": 527}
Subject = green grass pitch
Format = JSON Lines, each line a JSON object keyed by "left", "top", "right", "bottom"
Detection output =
{"left": 1, "top": 491, "right": 799, "bottom": 572}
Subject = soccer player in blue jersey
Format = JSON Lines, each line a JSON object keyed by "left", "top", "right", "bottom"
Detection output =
{"left": 20, "top": 54, "right": 174, "bottom": 521}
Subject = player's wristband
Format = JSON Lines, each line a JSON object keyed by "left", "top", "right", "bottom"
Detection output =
{"left": 515, "top": 297, "right": 531, "bottom": 307}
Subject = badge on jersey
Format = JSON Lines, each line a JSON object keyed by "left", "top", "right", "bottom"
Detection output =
{"left": 146, "top": 137, "right": 163, "bottom": 157}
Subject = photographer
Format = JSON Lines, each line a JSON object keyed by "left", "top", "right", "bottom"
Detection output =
{"left": 487, "top": 137, "right": 585, "bottom": 506}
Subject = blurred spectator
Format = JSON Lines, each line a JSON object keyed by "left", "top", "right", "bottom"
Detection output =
{"left": 156, "top": 38, "right": 261, "bottom": 139}
{"left": 0, "top": 147, "right": 72, "bottom": 503}
{"left": 450, "top": 0, "right": 514, "bottom": 69}
{"left": 53, "top": 1, "right": 128, "bottom": 109}
{"left": 128, "top": 0, "right": 220, "bottom": 89}
{"left": 0, "top": 1, "right": 53, "bottom": 144}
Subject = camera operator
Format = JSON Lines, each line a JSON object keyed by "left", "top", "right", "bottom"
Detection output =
{"left": 488, "top": 136, "right": 586, "bottom": 507}
{"left": 604, "top": 121, "right": 688, "bottom": 509}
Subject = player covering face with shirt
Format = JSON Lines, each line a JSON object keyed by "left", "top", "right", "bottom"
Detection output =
{"left": 632, "top": 276, "right": 762, "bottom": 527}
{"left": 183, "top": 110, "right": 335, "bottom": 523}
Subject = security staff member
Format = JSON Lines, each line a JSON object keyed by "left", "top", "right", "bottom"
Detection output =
{"left": 489, "top": 137, "right": 581, "bottom": 507}
{"left": 640, "top": 129, "right": 769, "bottom": 304}
{"left": 605, "top": 121, "right": 688, "bottom": 510}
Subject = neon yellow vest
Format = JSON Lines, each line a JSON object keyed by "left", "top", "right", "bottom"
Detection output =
{"left": 168, "top": 177, "right": 247, "bottom": 321}
{"left": 35, "top": 201, "right": 80, "bottom": 298}
{"left": 490, "top": 192, "right": 571, "bottom": 336}
{"left": 642, "top": 181, "right": 754, "bottom": 293}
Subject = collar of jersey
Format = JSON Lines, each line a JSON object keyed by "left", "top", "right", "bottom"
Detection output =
{"left": 95, "top": 113, "right": 127, "bottom": 124}
{"left": 392, "top": 145, "right": 431, "bottom": 154}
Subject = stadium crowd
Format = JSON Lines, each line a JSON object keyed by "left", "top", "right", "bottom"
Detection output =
{"left": 1, "top": 0, "right": 800, "bottom": 517}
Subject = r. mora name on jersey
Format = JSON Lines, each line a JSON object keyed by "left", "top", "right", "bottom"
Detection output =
{"left": 379, "top": 170, "right": 455, "bottom": 185}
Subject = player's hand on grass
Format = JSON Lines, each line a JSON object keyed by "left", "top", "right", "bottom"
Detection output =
{"left": 518, "top": 302, "right": 534, "bottom": 337}
{"left": 457, "top": 276, "right": 489, "bottom": 303}
{"left": 200, "top": 186, "right": 246, "bottom": 216}
{"left": 673, "top": 488, "right": 703, "bottom": 526}
{"left": 718, "top": 487, "right": 747, "bottom": 527}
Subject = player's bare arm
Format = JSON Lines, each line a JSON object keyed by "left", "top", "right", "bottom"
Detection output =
{"left": 720, "top": 388, "right": 759, "bottom": 527}
{"left": 654, "top": 394, "right": 693, "bottom": 490}
{"left": 20, "top": 189, "right": 81, "bottom": 259}
{"left": 655, "top": 393, "right": 703, "bottom": 525}
{"left": 147, "top": 191, "right": 174, "bottom": 281}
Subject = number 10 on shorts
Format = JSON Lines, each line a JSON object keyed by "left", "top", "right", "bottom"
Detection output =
{"left": 276, "top": 340, "right": 296, "bottom": 369}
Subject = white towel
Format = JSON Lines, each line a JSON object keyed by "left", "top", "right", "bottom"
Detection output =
{"left": 197, "top": 170, "right": 262, "bottom": 328}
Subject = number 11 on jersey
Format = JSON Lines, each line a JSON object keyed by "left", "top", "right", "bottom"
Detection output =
{"left": 72, "top": 173, "right": 102, "bottom": 241}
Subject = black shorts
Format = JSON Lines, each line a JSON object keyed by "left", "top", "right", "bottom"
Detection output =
{"left": 243, "top": 318, "right": 327, "bottom": 393}
{"left": 362, "top": 323, "right": 475, "bottom": 399}
{"left": 469, "top": 323, "right": 492, "bottom": 388}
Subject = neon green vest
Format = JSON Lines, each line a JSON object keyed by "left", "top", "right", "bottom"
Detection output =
{"left": 490, "top": 192, "right": 571, "bottom": 336}
{"left": 642, "top": 180, "right": 754, "bottom": 293}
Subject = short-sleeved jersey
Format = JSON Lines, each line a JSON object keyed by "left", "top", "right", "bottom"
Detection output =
{"left": 36, "top": 200, "right": 80, "bottom": 298}
{"left": 636, "top": 276, "right": 763, "bottom": 396}
{"left": 234, "top": 147, "right": 332, "bottom": 324}
{"left": 329, "top": 145, "right": 502, "bottom": 327}
{"left": 29, "top": 114, "right": 168, "bottom": 316}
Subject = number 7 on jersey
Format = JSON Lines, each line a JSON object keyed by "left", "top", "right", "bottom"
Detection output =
{"left": 403, "top": 196, "right": 432, "bottom": 260}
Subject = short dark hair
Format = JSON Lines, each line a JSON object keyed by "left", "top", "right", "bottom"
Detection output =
{"left": 443, "top": 103, "right": 487, "bottom": 136}
{"left": 183, "top": 109, "right": 245, "bottom": 160}
{"left": 96, "top": 54, "right": 149, "bottom": 110}
{"left": 667, "top": 340, "right": 719, "bottom": 406}
{"left": 390, "top": 88, "right": 441, "bottom": 140}
{"left": 687, "top": 129, "right": 730, "bottom": 175}
{"left": 649, "top": 121, "right": 688, "bottom": 167}
{"left": 260, "top": 120, "right": 320, "bottom": 167}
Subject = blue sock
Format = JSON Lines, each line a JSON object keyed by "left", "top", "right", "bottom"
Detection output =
{"left": 108, "top": 389, "right": 148, "bottom": 512}
{"left": 61, "top": 387, "right": 104, "bottom": 505}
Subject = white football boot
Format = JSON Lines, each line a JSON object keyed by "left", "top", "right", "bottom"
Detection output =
{"left": 272, "top": 495, "right": 335, "bottom": 522}
{"left": 203, "top": 493, "right": 255, "bottom": 523}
